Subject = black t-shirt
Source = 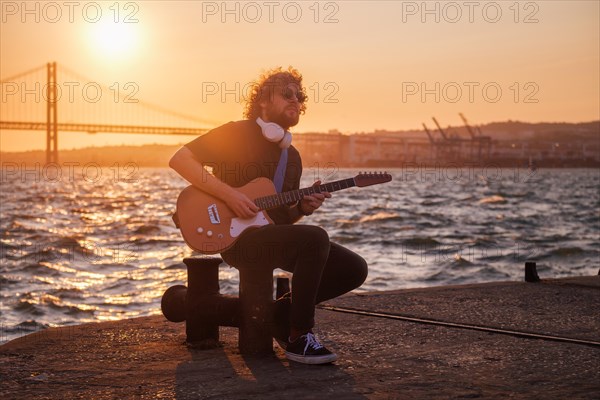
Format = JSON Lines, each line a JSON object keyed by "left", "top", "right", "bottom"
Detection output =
{"left": 184, "top": 119, "right": 302, "bottom": 224}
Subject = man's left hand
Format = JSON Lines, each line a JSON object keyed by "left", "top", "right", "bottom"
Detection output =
{"left": 299, "top": 180, "right": 331, "bottom": 215}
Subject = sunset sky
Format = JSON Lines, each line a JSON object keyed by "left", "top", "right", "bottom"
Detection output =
{"left": 1, "top": 0, "right": 599, "bottom": 151}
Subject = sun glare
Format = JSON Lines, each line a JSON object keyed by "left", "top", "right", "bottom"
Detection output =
{"left": 90, "top": 20, "right": 138, "bottom": 58}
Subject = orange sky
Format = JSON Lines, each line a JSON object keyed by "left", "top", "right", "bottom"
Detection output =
{"left": 1, "top": 1, "right": 599, "bottom": 151}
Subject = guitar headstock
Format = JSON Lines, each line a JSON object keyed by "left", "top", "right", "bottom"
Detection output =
{"left": 354, "top": 171, "right": 393, "bottom": 187}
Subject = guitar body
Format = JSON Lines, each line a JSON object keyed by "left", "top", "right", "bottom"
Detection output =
{"left": 177, "top": 177, "right": 276, "bottom": 254}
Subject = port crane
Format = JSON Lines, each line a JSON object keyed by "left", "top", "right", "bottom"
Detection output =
{"left": 459, "top": 113, "right": 491, "bottom": 161}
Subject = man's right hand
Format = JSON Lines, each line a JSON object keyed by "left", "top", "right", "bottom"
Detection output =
{"left": 224, "top": 190, "right": 259, "bottom": 219}
{"left": 169, "top": 147, "right": 259, "bottom": 219}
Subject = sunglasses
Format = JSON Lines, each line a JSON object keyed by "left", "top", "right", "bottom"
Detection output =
{"left": 281, "top": 87, "right": 307, "bottom": 103}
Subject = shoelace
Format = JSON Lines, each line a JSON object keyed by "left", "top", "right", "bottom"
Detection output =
{"left": 303, "top": 333, "right": 324, "bottom": 353}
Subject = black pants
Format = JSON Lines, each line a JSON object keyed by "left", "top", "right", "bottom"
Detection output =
{"left": 221, "top": 224, "right": 368, "bottom": 331}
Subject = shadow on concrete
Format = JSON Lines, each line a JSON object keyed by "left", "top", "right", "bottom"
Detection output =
{"left": 175, "top": 338, "right": 366, "bottom": 399}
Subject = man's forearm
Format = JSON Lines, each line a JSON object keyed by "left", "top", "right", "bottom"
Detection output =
{"left": 169, "top": 146, "right": 236, "bottom": 201}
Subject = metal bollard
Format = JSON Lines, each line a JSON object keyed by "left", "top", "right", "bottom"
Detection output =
{"left": 238, "top": 267, "right": 275, "bottom": 355}
{"left": 525, "top": 261, "right": 540, "bottom": 283}
{"left": 183, "top": 257, "right": 241, "bottom": 346}
{"left": 161, "top": 285, "right": 187, "bottom": 323}
{"left": 161, "top": 258, "right": 291, "bottom": 355}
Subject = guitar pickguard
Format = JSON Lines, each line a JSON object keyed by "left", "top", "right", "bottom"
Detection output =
{"left": 230, "top": 211, "right": 270, "bottom": 238}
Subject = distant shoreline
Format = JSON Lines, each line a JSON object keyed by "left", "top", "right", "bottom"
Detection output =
{"left": 2, "top": 144, "right": 599, "bottom": 168}
{"left": 1, "top": 119, "right": 598, "bottom": 168}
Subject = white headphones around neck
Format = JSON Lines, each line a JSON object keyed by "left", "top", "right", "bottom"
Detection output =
{"left": 256, "top": 117, "right": 292, "bottom": 149}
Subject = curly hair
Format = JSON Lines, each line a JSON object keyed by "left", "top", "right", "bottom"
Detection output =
{"left": 243, "top": 66, "right": 307, "bottom": 120}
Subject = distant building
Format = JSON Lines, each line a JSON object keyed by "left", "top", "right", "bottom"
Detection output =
{"left": 293, "top": 121, "right": 600, "bottom": 167}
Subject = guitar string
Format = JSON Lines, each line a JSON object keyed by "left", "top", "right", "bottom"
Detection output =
{"left": 255, "top": 177, "right": 357, "bottom": 211}
{"left": 253, "top": 173, "right": 391, "bottom": 210}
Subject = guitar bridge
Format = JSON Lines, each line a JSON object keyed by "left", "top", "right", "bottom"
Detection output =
{"left": 207, "top": 204, "right": 221, "bottom": 224}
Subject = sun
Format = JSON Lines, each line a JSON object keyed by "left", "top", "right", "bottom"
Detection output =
{"left": 90, "top": 19, "right": 139, "bottom": 58}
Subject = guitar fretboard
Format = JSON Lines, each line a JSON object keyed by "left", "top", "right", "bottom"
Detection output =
{"left": 254, "top": 178, "right": 356, "bottom": 210}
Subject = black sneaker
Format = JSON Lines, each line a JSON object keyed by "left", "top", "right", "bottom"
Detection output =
{"left": 284, "top": 332, "right": 338, "bottom": 364}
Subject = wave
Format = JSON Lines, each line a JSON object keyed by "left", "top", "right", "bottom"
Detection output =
{"left": 163, "top": 262, "right": 186, "bottom": 270}
{"left": 402, "top": 237, "right": 441, "bottom": 248}
{"left": 51, "top": 288, "right": 84, "bottom": 299}
{"left": 475, "top": 266, "right": 511, "bottom": 279}
{"left": 47, "top": 301, "right": 95, "bottom": 316}
{"left": 424, "top": 270, "right": 454, "bottom": 282}
{"left": 550, "top": 246, "right": 586, "bottom": 257}
{"left": 128, "top": 237, "right": 182, "bottom": 246}
{"left": 14, "top": 300, "right": 45, "bottom": 316}
{"left": 0, "top": 275, "right": 21, "bottom": 285}
{"left": 2, "top": 320, "right": 50, "bottom": 334}
{"left": 478, "top": 195, "right": 507, "bottom": 204}
{"left": 133, "top": 224, "right": 162, "bottom": 234}
{"left": 544, "top": 247, "right": 588, "bottom": 258}
{"left": 359, "top": 212, "right": 402, "bottom": 223}
{"left": 21, "top": 263, "right": 62, "bottom": 276}
{"left": 330, "top": 233, "right": 362, "bottom": 244}
{"left": 334, "top": 219, "right": 356, "bottom": 228}
{"left": 509, "top": 191, "right": 536, "bottom": 199}
{"left": 421, "top": 199, "right": 447, "bottom": 206}
{"left": 452, "top": 254, "right": 473, "bottom": 266}
{"left": 366, "top": 276, "right": 395, "bottom": 288}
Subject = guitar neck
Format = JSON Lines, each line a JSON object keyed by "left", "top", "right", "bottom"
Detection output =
{"left": 254, "top": 177, "right": 356, "bottom": 210}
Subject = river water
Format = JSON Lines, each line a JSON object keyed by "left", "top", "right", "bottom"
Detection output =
{"left": 1, "top": 166, "right": 598, "bottom": 343}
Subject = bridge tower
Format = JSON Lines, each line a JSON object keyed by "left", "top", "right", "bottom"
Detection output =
{"left": 46, "top": 62, "right": 58, "bottom": 164}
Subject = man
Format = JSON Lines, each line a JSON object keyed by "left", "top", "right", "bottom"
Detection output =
{"left": 169, "top": 67, "right": 367, "bottom": 365}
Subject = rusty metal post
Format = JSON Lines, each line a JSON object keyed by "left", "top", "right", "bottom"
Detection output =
{"left": 238, "top": 266, "right": 274, "bottom": 355}
{"left": 525, "top": 261, "right": 540, "bottom": 283}
{"left": 183, "top": 257, "right": 222, "bottom": 345}
{"left": 162, "top": 257, "right": 276, "bottom": 354}
{"left": 161, "top": 285, "right": 187, "bottom": 323}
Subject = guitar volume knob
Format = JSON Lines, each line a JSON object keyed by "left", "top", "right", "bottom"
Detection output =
{"left": 207, "top": 230, "right": 213, "bottom": 237}
{"left": 196, "top": 227, "right": 204, "bottom": 234}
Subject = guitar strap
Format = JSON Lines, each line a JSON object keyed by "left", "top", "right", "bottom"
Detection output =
{"left": 273, "top": 148, "right": 288, "bottom": 193}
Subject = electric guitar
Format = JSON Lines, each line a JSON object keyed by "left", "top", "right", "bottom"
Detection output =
{"left": 175, "top": 172, "right": 392, "bottom": 254}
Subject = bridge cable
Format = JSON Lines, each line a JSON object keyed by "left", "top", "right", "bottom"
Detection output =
{"left": 59, "top": 64, "right": 216, "bottom": 126}
{"left": 0, "top": 64, "right": 47, "bottom": 83}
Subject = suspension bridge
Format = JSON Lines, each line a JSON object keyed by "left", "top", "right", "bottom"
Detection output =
{"left": 0, "top": 62, "right": 211, "bottom": 163}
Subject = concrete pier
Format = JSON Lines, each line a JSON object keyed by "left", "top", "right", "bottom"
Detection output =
{"left": 1, "top": 276, "right": 599, "bottom": 399}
